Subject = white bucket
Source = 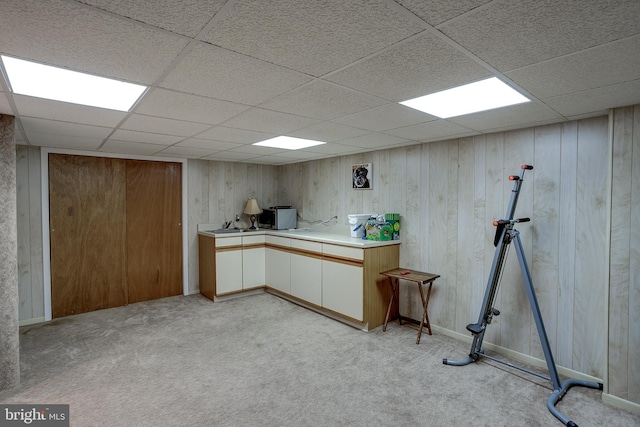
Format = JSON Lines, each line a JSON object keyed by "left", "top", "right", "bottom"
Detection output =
{"left": 348, "top": 214, "right": 371, "bottom": 237}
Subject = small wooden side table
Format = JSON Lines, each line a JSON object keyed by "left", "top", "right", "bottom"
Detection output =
{"left": 380, "top": 268, "right": 440, "bottom": 344}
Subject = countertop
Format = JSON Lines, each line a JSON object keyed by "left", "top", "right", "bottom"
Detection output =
{"left": 198, "top": 228, "right": 400, "bottom": 248}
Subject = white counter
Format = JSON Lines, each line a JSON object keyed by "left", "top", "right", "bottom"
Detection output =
{"left": 197, "top": 228, "right": 400, "bottom": 248}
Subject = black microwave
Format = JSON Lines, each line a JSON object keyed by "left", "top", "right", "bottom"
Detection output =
{"left": 259, "top": 206, "right": 297, "bottom": 230}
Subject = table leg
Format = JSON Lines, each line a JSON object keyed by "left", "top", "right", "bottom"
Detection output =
{"left": 383, "top": 277, "right": 399, "bottom": 332}
{"left": 424, "top": 282, "right": 433, "bottom": 335}
{"left": 416, "top": 281, "right": 426, "bottom": 344}
{"left": 416, "top": 281, "right": 434, "bottom": 344}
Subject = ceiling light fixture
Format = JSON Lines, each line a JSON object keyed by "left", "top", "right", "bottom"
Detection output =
{"left": 253, "top": 136, "right": 326, "bottom": 150}
{"left": 400, "top": 77, "right": 530, "bottom": 119}
{"left": 1, "top": 55, "right": 147, "bottom": 111}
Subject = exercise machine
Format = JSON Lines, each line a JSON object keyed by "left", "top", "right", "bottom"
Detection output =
{"left": 443, "top": 164, "right": 603, "bottom": 427}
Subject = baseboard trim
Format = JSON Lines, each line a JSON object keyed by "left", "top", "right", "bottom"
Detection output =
{"left": 431, "top": 324, "right": 602, "bottom": 384}
{"left": 602, "top": 393, "right": 640, "bottom": 415}
{"left": 265, "top": 289, "right": 369, "bottom": 331}
{"left": 19, "top": 317, "right": 45, "bottom": 326}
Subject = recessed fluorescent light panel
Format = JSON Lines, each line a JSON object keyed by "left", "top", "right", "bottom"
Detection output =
{"left": 253, "top": 136, "right": 326, "bottom": 150}
{"left": 1, "top": 55, "right": 147, "bottom": 111}
{"left": 400, "top": 77, "right": 530, "bottom": 119}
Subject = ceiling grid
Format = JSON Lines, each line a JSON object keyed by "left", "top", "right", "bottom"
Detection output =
{"left": 0, "top": 0, "right": 638, "bottom": 164}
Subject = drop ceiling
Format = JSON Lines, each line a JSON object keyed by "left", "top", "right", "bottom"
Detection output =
{"left": 1, "top": 0, "right": 639, "bottom": 165}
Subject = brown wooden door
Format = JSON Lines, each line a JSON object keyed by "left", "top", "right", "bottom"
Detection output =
{"left": 126, "top": 160, "right": 182, "bottom": 303}
{"left": 49, "top": 154, "right": 128, "bottom": 317}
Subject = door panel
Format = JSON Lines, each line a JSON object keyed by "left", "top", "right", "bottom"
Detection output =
{"left": 126, "top": 160, "right": 182, "bottom": 303}
{"left": 49, "top": 154, "right": 127, "bottom": 317}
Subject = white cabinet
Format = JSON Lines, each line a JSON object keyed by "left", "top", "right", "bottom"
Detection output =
{"left": 242, "top": 235, "right": 265, "bottom": 290}
{"left": 199, "top": 231, "right": 399, "bottom": 329}
{"left": 290, "top": 240, "right": 322, "bottom": 306}
{"left": 214, "top": 235, "right": 265, "bottom": 296}
{"left": 265, "top": 236, "right": 291, "bottom": 294}
{"left": 215, "top": 236, "right": 243, "bottom": 295}
{"left": 321, "top": 244, "right": 364, "bottom": 321}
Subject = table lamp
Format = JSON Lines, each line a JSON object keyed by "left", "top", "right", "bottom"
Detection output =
{"left": 244, "top": 198, "right": 263, "bottom": 229}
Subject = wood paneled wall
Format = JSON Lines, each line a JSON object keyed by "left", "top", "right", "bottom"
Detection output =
{"left": 187, "top": 160, "right": 279, "bottom": 293}
{"left": 15, "top": 107, "right": 639, "bottom": 408}
{"left": 280, "top": 115, "right": 611, "bottom": 382}
{"left": 610, "top": 105, "right": 640, "bottom": 404}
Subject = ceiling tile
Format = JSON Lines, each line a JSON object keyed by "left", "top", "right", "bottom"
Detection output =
{"left": 76, "top": 0, "right": 227, "bottom": 38}
{"left": 0, "top": 94, "right": 12, "bottom": 115}
{"left": 267, "top": 150, "right": 327, "bottom": 161}
{"left": 260, "top": 80, "right": 386, "bottom": 121}
{"left": 395, "top": 0, "right": 493, "bottom": 26}
{"left": 160, "top": 43, "right": 312, "bottom": 105}
{"left": 20, "top": 116, "right": 112, "bottom": 139}
{"left": 14, "top": 95, "right": 126, "bottom": 127}
{"left": 225, "top": 145, "right": 287, "bottom": 157}
{"left": 384, "top": 119, "right": 476, "bottom": 142}
{"left": 326, "top": 32, "right": 491, "bottom": 101}
{"left": 506, "top": 35, "right": 640, "bottom": 99}
{"left": 12, "top": 125, "right": 27, "bottom": 143}
{"left": 447, "top": 101, "right": 564, "bottom": 133}
{"left": 332, "top": 103, "right": 435, "bottom": 132}
{"left": 100, "top": 140, "right": 166, "bottom": 156}
{"left": 221, "top": 108, "right": 321, "bottom": 134}
{"left": 544, "top": 80, "right": 640, "bottom": 119}
{"left": 0, "top": 0, "right": 189, "bottom": 84}
{"left": 108, "top": 129, "right": 183, "bottom": 145}
{"left": 176, "top": 138, "right": 243, "bottom": 151}
{"left": 241, "top": 155, "right": 298, "bottom": 165}
{"left": 157, "top": 145, "right": 216, "bottom": 159}
{"left": 338, "top": 133, "right": 412, "bottom": 149}
{"left": 202, "top": 151, "right": 260, "bottom": 162}
{"left": 440, "top": 0, "right": 640, "bottom": 71}
{"left": 24, "top": 132, "right": 104, "bottom": 150}
{"left": 287, "top": 122, "right": 369, "bottom": 142}
{"left": 134, "top": 88, "right": 251, "bottom": 125}
{"left": 300, "top": 142, "right": 366, "bottom": 156}
{"left": 196, "top": 126, "right": 274, "bottom": 144}
{"left": 120, "top": 114, "right": 211, "bottom": 137}
{"left": 202, "top": 0, "right": 424, "bottom": 76}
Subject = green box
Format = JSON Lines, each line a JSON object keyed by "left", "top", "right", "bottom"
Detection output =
{"left": 385, "top": 213, "right": 400, "bottom": 240}
{"left": 364, "top": 214, "right": 400, "bottom": 241}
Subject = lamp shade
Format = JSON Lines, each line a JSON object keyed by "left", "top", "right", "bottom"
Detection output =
{"left": 244, "top": 198, "right": 262, "bottom": 215}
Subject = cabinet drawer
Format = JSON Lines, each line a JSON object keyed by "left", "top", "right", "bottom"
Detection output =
{"left": 215, "top": 236, "right": 242, "bottom": 248}
{"left": 322, "top": 244, "right": 363, "bottom": 261}
{"left": 266, "top": 235, "right": 290, "bottom": 247}
{"left": 243, "top": 234, "right": 265, "bottom": 245}
{"left": 290, "top": 238, "right": 322, "bottom": 253}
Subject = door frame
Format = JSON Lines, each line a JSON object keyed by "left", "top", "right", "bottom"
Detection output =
{"left": 41, "top": 147, "right": 189, "bottom": 321}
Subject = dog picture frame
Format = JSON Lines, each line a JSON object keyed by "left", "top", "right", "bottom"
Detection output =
{"left": 352, "top": 163, "right": 372, "bottom": 190}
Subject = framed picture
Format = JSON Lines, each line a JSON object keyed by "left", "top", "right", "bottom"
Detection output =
{"left": 352, "top": 163, "right": 372, "bottom": 190}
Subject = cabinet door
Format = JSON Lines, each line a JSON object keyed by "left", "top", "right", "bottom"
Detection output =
{"left": 215, "top": 249, "right": 243, "bottom": 295}
{"left": 322, "top": 260, "right": 363, "bottom": 321}
{"left": 243, "top": 247, "right": 265, "bottom": 289}
{"left": 290, "top": 239, "right": 323, "bottom": 306}
{"left": 291, "top": 253, "right": 322, "bottom": 305}
{"left": 265, "top": 247, "right": 291, "bottom": 294}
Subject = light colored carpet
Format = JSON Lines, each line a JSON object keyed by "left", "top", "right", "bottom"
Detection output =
{"left": 1, "top": 293, "right": 638, "bottom": 427}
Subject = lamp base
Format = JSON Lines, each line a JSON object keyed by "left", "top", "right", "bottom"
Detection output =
{"left": 249, "top": 214, "right": 258, "bottom": 229}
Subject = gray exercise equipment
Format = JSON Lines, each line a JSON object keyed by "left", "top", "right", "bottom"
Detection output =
{"left": 443, "top": 164, "right": 603, "bottom": 427}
